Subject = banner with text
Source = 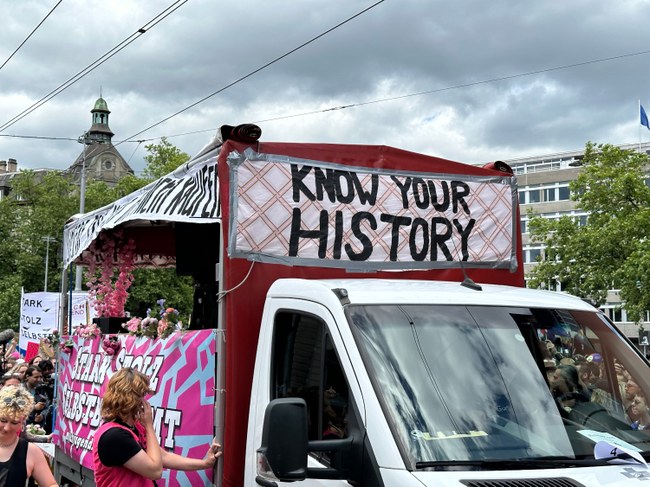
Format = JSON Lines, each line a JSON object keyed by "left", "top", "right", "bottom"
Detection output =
{"left": 19, "top": 291, "right": 59, "bottom": 353}
{"left": 19, "top": 292, "right": 97, "bottom": 355}
{"left": 69, "top": 292, "right": 97, "bottom": 329}
{"left": 63, "top": 153, "right": 219, "bottom": 268}
{"left": 54, "top": 330, "right": 216, "bottom": 486}
{"left": 228, "top": 151, "right": 517, "bottom": 270}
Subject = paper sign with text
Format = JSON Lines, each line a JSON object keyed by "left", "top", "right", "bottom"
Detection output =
{"left": 19, "top": 291, "right": 59, "bottom": 353}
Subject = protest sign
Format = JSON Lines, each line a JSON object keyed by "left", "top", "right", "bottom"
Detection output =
{"left": 228, "top": 151, "right": 516, "bottom": 271}
{"left": 19, "top": 291, "right": 59, "bottom": 353}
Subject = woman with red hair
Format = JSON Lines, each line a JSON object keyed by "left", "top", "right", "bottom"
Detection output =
{"left": 92, "top": 367, "right": 221, "bottom": 486}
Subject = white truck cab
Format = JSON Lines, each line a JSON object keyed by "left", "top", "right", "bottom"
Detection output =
{"left": 248, "top": 279, "right": 650, "bottom": 486}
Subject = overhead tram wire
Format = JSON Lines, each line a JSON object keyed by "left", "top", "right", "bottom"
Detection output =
{"left": 117, "top": 0, "right": 386, "bottom": 146}
{"left": 0, "top": 0, "right": 63, "bottom": 72}
{"left": 133, "top": 46, "right": 650, "bottom": 144}
{"left": 7, "top": 41, "right": 650, "bottom": 147}
{"left": 0, "top": 0, "right": 189, "bottom": 133}
{"left": 254, "top": 48, "right": 650, "bottom": 124}
{"left": 0, "top": 133, "right": 77, "bottom": 141}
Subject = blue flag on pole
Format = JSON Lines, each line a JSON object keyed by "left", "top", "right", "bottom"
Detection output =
{"left": 641, "top": 104, "right": 650, "bottom": 130}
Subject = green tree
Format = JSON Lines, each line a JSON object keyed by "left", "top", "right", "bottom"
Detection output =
{"left": 6, "top": 171, "right": 78, "bottom": 293}
{"left": 0, "top": 170, "right": 78, "bottom": 330}
{"left": 528, "top": 142, "right": 650, "bottom": 321}
{"left": 141, "top": 137, "right": 191, "bottom": 181}
{"left": 0, "top": 275, "right": 21, "bottom": 330}
{"left": 0, "top": 138, "right": 195, "bottom": 331}
{"left": 126, "top": 269, "right": 194, "bottom": 322}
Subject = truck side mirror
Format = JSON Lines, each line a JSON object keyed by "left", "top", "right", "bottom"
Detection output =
{"left": 257, "top": 398, "right": 308, "bottom": 482}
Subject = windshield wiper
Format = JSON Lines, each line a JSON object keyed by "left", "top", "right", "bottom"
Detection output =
{"left": 415, "top": 456, "right": 618, "bottom": 470}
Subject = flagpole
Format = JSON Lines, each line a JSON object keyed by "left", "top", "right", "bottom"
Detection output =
{"left": 640, "top": 99, "right": 642, "bottom": 151}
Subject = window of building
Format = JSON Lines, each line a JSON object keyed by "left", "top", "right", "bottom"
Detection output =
{"left": 526, "top": 248, "right": 542, "bottom": 263}
{"left": 543, "top": 188, "right": 556, "bottom": 202}
{"left": 528, "top": 189, "right": 541, "bottom": 203}
{"left": 520, "top": 220, "right": 527, "bottom": 234}
{"left": 613, "top": 308, "right": 623, "bottom": 322}
{"left": 558, "top": 186, "right": 570, "bottom": 200}
{"left": 519, "top": 191, "right": 526, "bottom": 204}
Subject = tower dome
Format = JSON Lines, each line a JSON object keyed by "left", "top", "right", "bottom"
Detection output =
{"left": 89, "top": 96, "right": 113, "bottom": 143}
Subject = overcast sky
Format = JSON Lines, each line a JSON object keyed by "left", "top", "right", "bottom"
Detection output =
{"left": 2, "top": 0, "right": 650, "bottom": 175}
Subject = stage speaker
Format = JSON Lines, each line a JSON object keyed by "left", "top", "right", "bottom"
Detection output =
{"left": 189, "top": 279, "right": 218, "bottom": 330}
{"left": 175, "top": 223, "right": 220, "bottom": 279}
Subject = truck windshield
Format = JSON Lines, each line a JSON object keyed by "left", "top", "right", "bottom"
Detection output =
{"left": 347, "top": 304, "right": 650, "bottom": 469}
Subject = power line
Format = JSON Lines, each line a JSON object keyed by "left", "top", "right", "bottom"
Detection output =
{"left": 121, "top": 30, "right": 650, "bottom": 145}
{"left": 0, "top": 0, "right": 63, "bottom": 73}
{"left": 126, "top": 140, "right": 144, "bottom": 164}
{"left": 254, "top": 48, "right": 650, "bottom": 124}
{"left": 127, "top": 46, "right": 650, "bottom": 143}
{"left": 0, "top": 133, "right": 76, "bottom": 141}
{"left": 0, "top": 0, "right": 188, "bottom": 133}
{"left": 117, "top": 0, "right": 386, "bottom": 145}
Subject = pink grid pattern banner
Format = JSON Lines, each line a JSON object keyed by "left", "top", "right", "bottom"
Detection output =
{"left": 232, "top": 157, "right": 515, "bottom": 267}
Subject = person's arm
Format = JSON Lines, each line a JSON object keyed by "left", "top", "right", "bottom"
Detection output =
{"left": 123, "top": 401, "right": 163, "bottom": 480}
{"left": 161, "top": 440, "right": 222, "bottom": 471}
{"left": 4, "top": 341, "right": 16, "bottom": 358}
{"left": 27, "top": 442, "right": 58, "bottom": 487}
{"left": 24, "top": 429, "right": 52, "bottom": 443}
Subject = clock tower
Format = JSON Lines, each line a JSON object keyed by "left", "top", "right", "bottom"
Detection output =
{"left": 67, "top": 95, "right": 134, "bottom": 186}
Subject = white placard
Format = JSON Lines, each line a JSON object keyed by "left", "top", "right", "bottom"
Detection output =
{"left": 19, "top": 291, "right": 60, "bottom": 353}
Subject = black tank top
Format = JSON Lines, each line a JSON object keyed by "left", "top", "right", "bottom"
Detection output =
{"left": 0, "top": 438, "right": 28, "bottom": 486}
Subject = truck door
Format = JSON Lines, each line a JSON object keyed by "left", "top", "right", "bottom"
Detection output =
{"left": 250, "top": 302, "right": 382, "bottom": 486}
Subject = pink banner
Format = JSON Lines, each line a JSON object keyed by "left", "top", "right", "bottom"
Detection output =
{"left": 53, "top": 330, "right": 216, "bottom": 486}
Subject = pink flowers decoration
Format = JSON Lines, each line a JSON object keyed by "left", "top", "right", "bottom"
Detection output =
{"left": 122, "top": 299, "right": 184, "bottom": 339}
{"left": 59, "top": 338, "right": 73, "bottom": 355}
{"left": 102, "top": 336, "right": 121, "bottom": 356}
{"left": 85, "top": 230, "right": 137, "bottom": 318}
{"left": 73, "top": 322, "right": 100, "bottom": 339}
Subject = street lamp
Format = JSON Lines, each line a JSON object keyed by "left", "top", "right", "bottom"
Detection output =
{"left": 42, "top": 236, "right": 56, "bottom": 291}
{"left": 74, "top": 132, "right": 100, "bottom": 290}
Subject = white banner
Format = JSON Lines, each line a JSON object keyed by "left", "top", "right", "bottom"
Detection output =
{"left": 229, "top": 153, "right": 516, "bottom": 270}
{"left": 63, "top": 152, "right": 220, "bottom": 267}
{"left": 69, "top": 292, "right": 97, "bottom": 328}
{"left": 20, "top": 292, "right": 97, "bottom": 354}
{"left": 19, "top": 291, "right": 60, "bottom": 352}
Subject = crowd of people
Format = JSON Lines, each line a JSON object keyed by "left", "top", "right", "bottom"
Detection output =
{"left": 0, "top": 351, "right": 55, "bottom": 440}
{"left": 542, "top": 335, "right": 650, "bottom": 429}
{"left": 0, "top": 340, "right": 221, "bottom": 486}
{"left": 0, "top": 343, "right": 58, "bottom": 486}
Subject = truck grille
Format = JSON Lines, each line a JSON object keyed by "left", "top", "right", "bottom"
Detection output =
{"left": 460, "top": 478, "right": 585, "bottom": 487}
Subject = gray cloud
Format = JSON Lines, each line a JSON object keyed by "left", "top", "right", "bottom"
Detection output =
{"left": 2, "top": 0, "right": 650, "bottom": 175}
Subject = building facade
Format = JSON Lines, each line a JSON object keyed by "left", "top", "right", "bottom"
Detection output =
{"left": 505, "top": 142, "right": 650, "bottom": 341}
